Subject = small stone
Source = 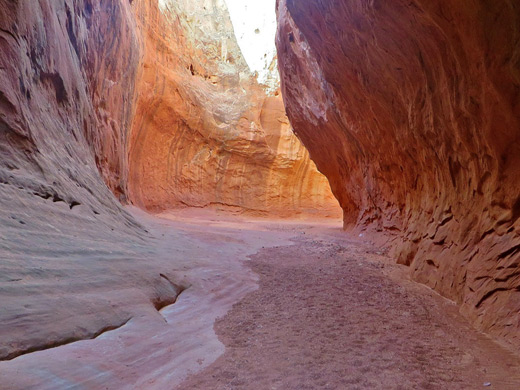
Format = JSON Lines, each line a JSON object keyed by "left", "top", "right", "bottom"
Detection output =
{"left": 483, "top": 383, "right": 491, "bottom": 387}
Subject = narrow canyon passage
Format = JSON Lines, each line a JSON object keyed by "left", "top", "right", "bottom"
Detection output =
{"left": 1, "top": 0, "right": 519, "bottom": 389}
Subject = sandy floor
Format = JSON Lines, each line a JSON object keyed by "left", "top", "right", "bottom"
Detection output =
{"left": 1, "top": 209, "right": 519, "bottom": 389}
{"left": 176, "top": 224, "right": 520, "bottom": 390}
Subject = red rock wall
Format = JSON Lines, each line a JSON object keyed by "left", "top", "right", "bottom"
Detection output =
{"left": 127, "top": 0, "right": 340, "bottom": 218}
{"left": 0, "top": 0, "right": 339, "bottom": 360}
{"left": 1, "top": 0, "right": 325, "bottom": 361}
{"left": 276, "top": 0, "right": 520, "bottom": 348}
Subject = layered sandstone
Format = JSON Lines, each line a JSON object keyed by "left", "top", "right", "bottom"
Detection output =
{"left": 128, "top": 0, "right": 339, "bottom": 217}
{"left": 277, "top": 0, "right": 520, "bottom": 348}
{"left": 0, "top": 0, "right": 138, "bottom": 205}
{"left": 0, "top": 0, "right": 150, "bottom": 360}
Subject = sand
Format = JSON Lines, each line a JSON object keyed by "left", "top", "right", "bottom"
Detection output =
{"left": 1, "top": 208, "right": 519, "bottom": 389}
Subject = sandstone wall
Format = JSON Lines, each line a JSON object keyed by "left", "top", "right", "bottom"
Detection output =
{"left": 128, "top": 0, "right": 340, "bottom": 218}
{"left": 276, "top": 0, "right": 520, "bottom": 348}
{"left": 0, "top": 0, "right": 140, "bottom": 210}
{"left": 0, "top": 0, "right": 149, "bottom": 360}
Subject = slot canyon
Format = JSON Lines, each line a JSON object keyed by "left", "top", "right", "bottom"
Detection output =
{"left": 0, "top": 0, "right": 518, "bottom": 388}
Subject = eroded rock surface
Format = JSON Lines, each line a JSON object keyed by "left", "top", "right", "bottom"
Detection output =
{"left": 128, "top": 0, "right": 340, "bottom": 217}
{"left": 276, "top": 0, "right": 520, "bottom": 348}
{"left": 0, "top": 0, "right": 151, "bottom": 360}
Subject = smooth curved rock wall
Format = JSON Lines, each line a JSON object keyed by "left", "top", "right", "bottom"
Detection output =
{"left": 0, "top": 0, "right": 150, "bottom": 360}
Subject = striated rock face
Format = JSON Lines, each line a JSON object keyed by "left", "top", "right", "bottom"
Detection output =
{"left": 127, "top": 0, "right": 340, "bottom": 217}
{"left": 0, "top": 0, "right": 139, "bottom": 204}
{"left": 0, "top": 0, "right": 339, "bottom": 225}
{"left": 0, "top": 0, "right": 151, "bottom": 360}
{"left": 277, "top": 0, "right": 520, "bottom": 347}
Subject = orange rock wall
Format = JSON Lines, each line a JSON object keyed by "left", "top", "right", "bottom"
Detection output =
{"left": 276, "top": 0, "right": 520, "bottom": 348}
{"left": 0, "top": 0, "right": 339, "bottom": 361}
{"left": 128, "top": 0, "right": 339, "bottom": 217}
{"left": 0, "top": 0, "right": 339, "bottom": 222}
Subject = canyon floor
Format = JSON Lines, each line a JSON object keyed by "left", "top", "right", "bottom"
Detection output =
{"left": 1, "top": 209, "right": 519, "bottom": 390}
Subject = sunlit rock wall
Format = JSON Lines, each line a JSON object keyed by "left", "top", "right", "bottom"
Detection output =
{"left": 276, "top": 0, "right": 520, "bottom": 348}
{"left": 128, "top": 0, "right": 340, "bottom": 218}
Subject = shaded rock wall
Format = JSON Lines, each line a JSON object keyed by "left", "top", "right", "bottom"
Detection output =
{"left": 0, "top": 0, "right": 140, "bottom": 202}
{"left": 0, "top": 0, "right": 144, "bottom": 232}
{"left": 0, "top": 0, "right": 150, "bottom": 360}
{"left": 128, "top": 0, "right": 339, "bottom": 217}
{"left": 276, "top": 0, "right": 520, "bottom": 348}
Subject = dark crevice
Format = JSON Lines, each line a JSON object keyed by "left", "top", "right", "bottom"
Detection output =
{"left": 448, "top": 157, "right": 461, "bottom": 188}
{"left": 40, "top": 72, "right": 68, "bottom": 104}
{"left": 494, "top": 271, "right": 520, "bottom": 283}
{"left": 0, "top": 27, "right": 18, "bottom": 44}
{"left": 498, "top": 244, "right": 520, "bottom": 260}
{"left": 475, "top": 288, "right": 511, "bottom": 308}
{"left": 32, "top": 190, "right": 81, "bottom": 210}
{"left": 33, "top": 191, "right": 52, "bottom": 200}
{"left": 511, "top": 195, "right": 520, "bottom": 224}
{"left": 65, "top": 5, "right": 80, "bottom": 58}
{"left": 52, "top": 194, "right": 65, "bottom": 203}
{"left": 0, "top": 318, "right": 131, "bottom": 361}
{"left": 153, "top": 274, "right": 188, "bottom": 313}
{"left": 476, "top": 171, "right": 491, "bottom": 195}
{"left": 425, "top": 259, "right": 439, "bottom": 269}
{"left": 438, "top": 214, "right": 453, "bottom": 227}
{"left": 69, "top": 201, "right": 81, "bottom": 209}
{"left": 480, "top": 228, "right": 495, "bottom": 241}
